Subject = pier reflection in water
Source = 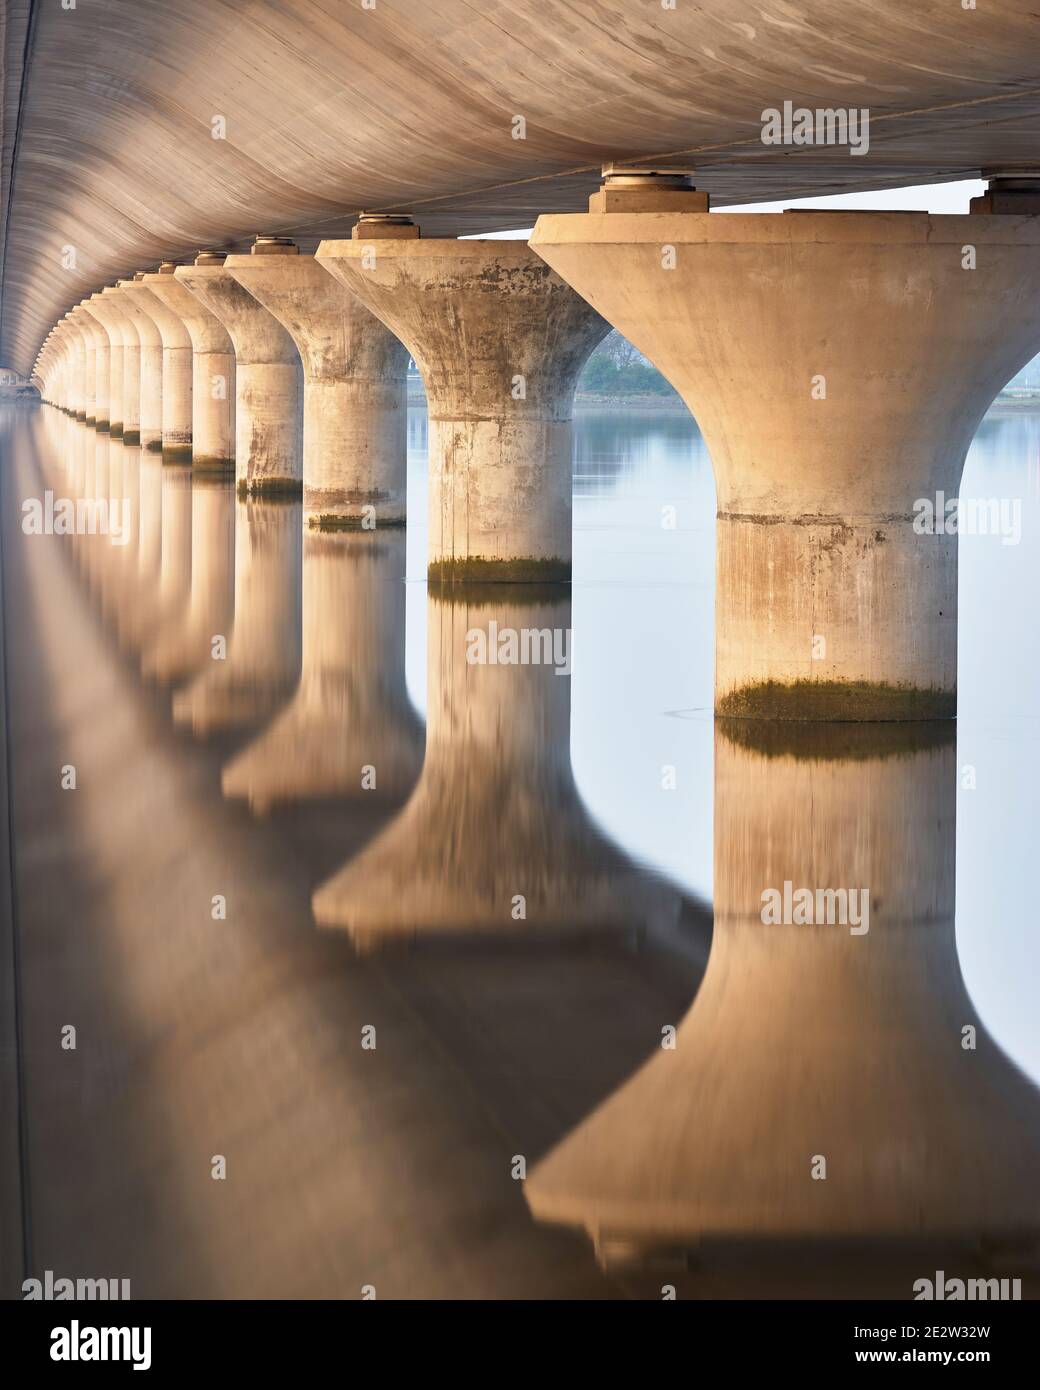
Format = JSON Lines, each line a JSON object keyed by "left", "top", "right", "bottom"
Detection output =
{"left": 527, "top": 721, "right": 1040, "bottom": 1275}
{"left": 3, "top": 400, "right": 1039, "bottom": 1297}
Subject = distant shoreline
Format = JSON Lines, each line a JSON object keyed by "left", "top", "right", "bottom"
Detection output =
{"left": 406, "top": 382, "right": 1040, "bottom": 415}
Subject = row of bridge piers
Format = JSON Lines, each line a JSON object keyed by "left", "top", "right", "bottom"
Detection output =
{"left": 33, "top": 171, "right": 1040, "bottom": 721}
{"left": 21, "top": 404, "right": 1040, "bottom": 1266}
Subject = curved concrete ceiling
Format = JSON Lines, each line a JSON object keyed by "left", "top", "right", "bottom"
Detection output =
{"left": 2, "top": 0, "right": 1040, "bottom": 374}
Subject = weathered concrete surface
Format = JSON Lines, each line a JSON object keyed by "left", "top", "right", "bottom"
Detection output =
{"left": 116, "top": 280, "right": 165, "bottom": 451}
{"left": 74, "top": 305, "right": 107, "bottom": 430}
{"left": 5, "top": 1, "right": 1040, "bottom": 376}
{"left": 526, "top": 723, "right": 1040, "bottom": 1264}
{"left": 317, "top": 237, "right": 608, "bottom": 581}
{"left": 135, "top": 268, "right": 193, "bottom": 461}
{"left": 85, "top": 291, "right": 131, "bottom": 440}
{"left": 176, "top": 260, "right": 302, "bottom": 495}
{"left": 312, "top": 589, "right": 676, "bottom": 947}
{"left": 144, "top": 264, "right": 235, "bottom": 473}
{"left": 100, "top": 287, "right": 141, "bottom": 443}
{"left": 531, "top": 209, "right": 1040, "bottom": 718}
{"left": 226, "top": 250, "right": 409, "bottom": 528}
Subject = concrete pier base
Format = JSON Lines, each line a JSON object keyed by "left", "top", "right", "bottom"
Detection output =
{"left": 176, "top": 247, "right": 302, "bottom": 496}
{"left": 525, "top": 723, "right": 1040, "bottom": 1263}
{"left": 311, "top": 589, "right": 676, "bottom": 949}
{"left": 531, "top": 208, "right": 1040, "bottom": 718}
{"left": 316, "top": 231, "right": 608, "bottom": 580}
{"left": 227, "top": 247, "right": 408, "bottom": 529}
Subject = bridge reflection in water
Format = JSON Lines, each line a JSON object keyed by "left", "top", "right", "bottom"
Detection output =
{"left": 1, "top": 402, "right": 1037, "bottom": 1299}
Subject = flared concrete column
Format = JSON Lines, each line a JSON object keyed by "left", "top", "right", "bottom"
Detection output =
{"left": 67, "top": 309, "right": 96, "bottom": 423}
{"left": 59, "top": 315, "right": 87, "bottom": 419}
{"left": 146, "top": 251, "right": 236, "bottom": 474}
{"left": 227, "top": 239, "right": 408, "bottom": 527}
{"left": 532, "top": 192, "right": 1040, "bottom": 719}
{"left": 143, "top": 478, "right": 235, "bottom": 683}
{"left": 118, "top": 277, "right": 165, "bottom": 450}
{"left": 317, "top": 220, "right": 609, "bottom": 579}
{"left": 525, "top": 723, "right": 1040, "bottom": 1272}
{"left": 134, "top": 264, "right": 194, "bottom": 461}
{"left": 312, "top": 588, "right": 675, "bottom": 949}
{"left": 222, "top": 530, "right": 423, "bottom": 810}
{"left": 73, "top": 304, "right": 105, "bottom": 427}
{"left": 86, "top": 292, "right": 127, "bottom": 440}
{"left": 86, "top": 302, "right": 112, "bottom": 432}
{"left": 98, "top": 287, "right": 141, "bottom": 443}
{"left": 173, "top": 497, "right": 302, "bottom": 732}
{"left": 175, "top": 241, "right": 302, "bottom": 496}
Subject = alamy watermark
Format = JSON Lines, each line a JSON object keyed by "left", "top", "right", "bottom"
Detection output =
{"left": 760, "top": 100, "right": 869, "bottom": 156}
{"left": 913, "top": 1270, "right": 1021, "bottom": 1301}
{"left": 466, "top": 621, "right": 572, "bottom": 675}
{"left": 22, "top": 490, "right": 130, "bottom": 545}
{"left": 913, "top": 492, "right": 1022, "bottom": 546}
{"left": 760, "top": 880, "right": 869, "bottom": 935}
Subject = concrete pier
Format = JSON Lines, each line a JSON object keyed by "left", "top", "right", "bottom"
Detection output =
{"left": 86, "top": 291, "right": 127, "bottom": 440}
{"left": 117, "top": 277, "right": 165, "bottom": 452}
{"left": 317, "top": 224, "right": 608, "bottom": 581}
{"left": 227, "top": 240, "right": 408, "bottom": 528}
{"left": 176, "top": 243, "right": 303, "bottom": 496}
{"left": 525, "top": 722, "right": 1040, "bottom": 1266}
{"left": 132, "top": 266, "right": 194, "bottom": 461}
{"left": 221, "top": 530, "right": 423, "bottom": 810}
{"left": 311, "top": 589, "right": 675, "bottom": 948}
{"left": 531, "top": 197, "right": 1040, "bottom": 718}
{"left": 145, "top": 252, "right": 236, "bottom": 474}
{"left": 100, "top": 287, "right": 142, "bottom": 444}
{"left": 72, "top": 304, "right": 104, "bottom": 429}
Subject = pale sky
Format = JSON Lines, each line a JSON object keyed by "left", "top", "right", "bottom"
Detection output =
{"left": 469, "top": 178, "right": 989, "bottom": 238}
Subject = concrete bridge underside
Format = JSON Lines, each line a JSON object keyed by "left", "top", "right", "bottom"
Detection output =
{"left": 2, "top": 0, "right": 1040, "bottom": 375}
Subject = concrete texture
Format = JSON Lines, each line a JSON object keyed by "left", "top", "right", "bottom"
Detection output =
{"left": 144, "top": 263, "right": 235, "bottom": 473}
{"left": 176, "top": 259, "right": 303, "bottom": 496}
{"left": 526, "top": 723, "right": 1040, "bottom": 1264}
{"left": 531, "top": 209, "right": 1040, "bottom": 718}
{"left": 135, "top": 268, "right": 194, "bottom": 461}
{"left": 86, "top": 291, "right": 130, "bottom": 440}
{"left": 100, "top": 287, "right": 142, "bottom": 443}
{"left": 317, "top": 236, "right": 608, "bottom": 581}
{"left": 73, "top": 305, "right": 106, "bottom": 430}
{"left": 116, "top": 280, "right": 165, "bottom": 451}
{"left": 143, "top": 481, "right": 235, "bottom": 685}
{"left": 226, "top": 249, "right": 409, "bottom": 528}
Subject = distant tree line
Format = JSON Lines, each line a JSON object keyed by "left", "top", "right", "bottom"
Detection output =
{"left": 577, "top": 331, "right": 678, "bottom": 398}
